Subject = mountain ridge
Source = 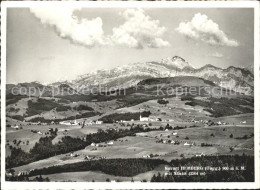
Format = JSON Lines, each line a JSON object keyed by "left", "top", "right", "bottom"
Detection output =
{"left": 7, "top": 56, "right": 254, "bottom": 95}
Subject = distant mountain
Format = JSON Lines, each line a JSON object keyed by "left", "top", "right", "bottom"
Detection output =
{"left": 6, "top": 81, "right": 78, "bottom": 97}
{"left": 70, "top": 56, "right": 254, "bottom": 95}
{"left": 6, "top": 56, "right": 254, "bottom": 96}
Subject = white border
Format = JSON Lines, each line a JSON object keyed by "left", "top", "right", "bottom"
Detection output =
{"left": 1, "top": 1, "right": 260, "bottom": 189}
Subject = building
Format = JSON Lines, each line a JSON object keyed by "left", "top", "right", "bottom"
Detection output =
{"left": 172, "top": 132, "right": 178, "bottom": 136}
{"left": 59, "top": 119, "right": 78, "bottom": 126}
{"left": 196, "top": 153, "right": 205, "bottom": 157}
{"left": 90, "top": 143, "right": 96, "bottom": 146}
{"left": 107, "top": 141, "right": 114, "bottom": 145}
{"left": 184, "top": 142, "right": 193, "bottom": 146}
{"left": 96, "top": 120, "right": 103, "bottom": 124}
{"left": 140, "top": 115, "right": 149, "bottom": 122}
{"left": 142, "top": 155, "right": 150, "bottom": 158}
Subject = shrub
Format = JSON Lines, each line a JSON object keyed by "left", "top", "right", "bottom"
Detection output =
{"left": 157, "top": 99, "right": 169, "bottom": 105}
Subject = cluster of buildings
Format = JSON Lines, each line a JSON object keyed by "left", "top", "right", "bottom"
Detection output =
{"left": 59, "top": 119, "right": 103, "bottom": 126}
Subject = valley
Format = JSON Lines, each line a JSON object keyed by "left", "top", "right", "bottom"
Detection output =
{"left": 5, "top": 57, "right": 255, "bottom": 182}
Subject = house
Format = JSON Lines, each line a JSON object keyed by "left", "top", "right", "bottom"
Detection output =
{"left": 59, "top": 119, "right": 78, "bottom": 126}
{"left": 96, "top": 120, "right": 103, "bottom": 124}
{"left": 184, "top": 142, "right": 193, "bottom": 146}
{"left": 90, "top": 143, "right": 96, "bottom": 147}
{"left": 18, "top": 171, "right": 29, "bottom": 176}
{"left": 107, "top": 141, "right": 114, "bottom": 145}
{"left": 140, "top": 115, "right": 149, "bottom": 122}
{"left": 241, "top": 121, "right": 247, "bottom": 124}
{"left": 142, "top": 155, "right": 150, "bottom": 158}
{"left": 172, "top": 132, "right": 178, "bottom": 136}
{"left": 196, "top": 153, "right": 205, "bottom": 157}
{"left": 163, "top": 140, "right": 167, "bottom": 144}
{"left": 170, "top": 140, "right": 175, "bottom": 144}
{"left": 37, "top": 131, "right": 43, "bottom": 135}
{"left": 165, "top": 129, "right": 169, "bottom": 131}
{"left": 11, "top": 125, "right": 20, "bottom": 129}
{"left": 5, "top": 171, "right": 13, "bottom": 176}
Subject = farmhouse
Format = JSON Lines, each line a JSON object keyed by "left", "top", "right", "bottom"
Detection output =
{"left": 96, "top": 120, "right": 103, "bottom": 124}
{"left": 107, "top": 141, "right": 114, "bottom": 145}
{"left": 142, "top": 155, "right": 150, "bottom": 158}
{"left": 140, "top": 115, "right": 149, "bottom": 122}
{"left": 90, "top": 143, "right": 96, "bottom": 147}
{"left": 184, "top": 142, "right": 193, "bottom": 146}
{"left": 59, "top": 120, "right": 78, "bottom": 126}
{"left": 196, "top": 153, "right": 205, "bottom": 157}
{"left": 172, "top": 132, "right": 178, "bottom": 136}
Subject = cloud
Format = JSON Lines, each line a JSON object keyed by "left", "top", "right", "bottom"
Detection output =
{"left": 110, "top": 9, "right": 170, "bottom": 48}
{"left": 30, "top": 7, "right": 106, "bottom": 47}
{"left": 30, "top": 8, "right": 170, "bottom": 49}
{"left": 210, "top": 52, "right": 224, "bottom": 58}
{"left": 176, "top": 13, "right": 239, "bottom": 47}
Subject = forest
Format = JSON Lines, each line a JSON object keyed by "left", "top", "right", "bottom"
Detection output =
{"left": 151, "top": 154, "right": 254, "bottom": 182}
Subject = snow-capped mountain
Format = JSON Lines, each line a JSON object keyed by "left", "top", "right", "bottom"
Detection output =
{"left": 68, "top": 56, "right": 254, "bottom": 95}
{"left": 7, "top": 56, "right": 254, "bottom": 96}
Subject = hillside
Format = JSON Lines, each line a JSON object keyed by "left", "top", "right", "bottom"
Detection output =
{"left": 6, "top": 76, "right": 254, "bottom": 123}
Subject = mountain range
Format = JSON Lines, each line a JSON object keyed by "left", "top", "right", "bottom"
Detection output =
{"left": 7, "top": 56, "right": 254, "bottom": 96}
{"left": 64, "top": 56, "right": 254, "bottom": 95}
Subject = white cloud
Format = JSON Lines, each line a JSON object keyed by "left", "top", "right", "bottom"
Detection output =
{"left": 210, "top": 52, "right": 224, "bottom": 58}
{"left": 176, "top": 13, "right": 239, "bottom": 47}
{"left": 30, "top": 8, "right": 170, "bottom": 49}
{"left": 111, "top": 9, "right": 170, "bottom": 48}
{"left": 30, "top": 7, "right": 106, "bottom": 47}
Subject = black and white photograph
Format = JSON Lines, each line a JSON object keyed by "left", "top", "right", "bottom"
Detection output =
{"left": 1, "top": 1, "right": 259, "bottom": 189}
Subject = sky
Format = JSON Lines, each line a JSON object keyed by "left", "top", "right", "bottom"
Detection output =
{"left": 6, "top": 7, "right": 254, "bottom": 84}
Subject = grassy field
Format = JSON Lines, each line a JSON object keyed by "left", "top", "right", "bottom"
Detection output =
{"left": 11, "top": 123, "right": 253, "bottom": 175}
{"left": 6, "top": 94, "right": 255, "bottom": 181}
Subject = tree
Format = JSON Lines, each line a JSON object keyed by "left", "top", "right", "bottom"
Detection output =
{"left": 230, "top": 134, "right": 233, "bottom": 138}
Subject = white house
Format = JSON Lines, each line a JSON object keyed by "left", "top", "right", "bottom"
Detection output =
{"left": 91, "top": 143, "right": 96, "bottom": 146}
{"left": 196, "top": 153, "right": 205, "bottom": 157}
{"left": 107, "top": 141, "right": 114, "bottom": 145}
{"left": 142, "top": 155, "right": 150, "bottom": 158}
{"left": 11, "top": 125, "right": 20, "bottom": 129}
{"left": 140, "top": 115, "right": 149, "bottom": 122}
{"left": 96, "top": 120, "right": 103, "bottom": 124}
{"left": 59, "top": 120, "right": 78, "bottom": 126}
{"left": 184, "top": 142, "right": 193, "bottom": 146}
{"left": 172, "top": 132, "right": 178, "bottom": 136}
